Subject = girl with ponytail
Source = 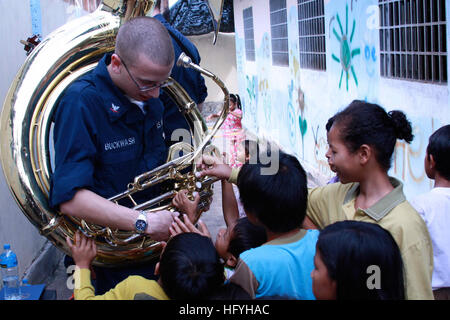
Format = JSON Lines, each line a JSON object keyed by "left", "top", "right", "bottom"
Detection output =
{"left": 305, "top": 100, "right": 434, "bottom": 300}
{"left": 208, "top": 93, "right": 244, "bottom": 167}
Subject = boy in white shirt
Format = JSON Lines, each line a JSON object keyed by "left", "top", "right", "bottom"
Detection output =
{"left": 410, "top": 124, "right": 450, "bottom": 300}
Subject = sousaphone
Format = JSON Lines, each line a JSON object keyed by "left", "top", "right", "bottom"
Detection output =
{"left": 0, "top": 0, "right": 228, "bottom": 267}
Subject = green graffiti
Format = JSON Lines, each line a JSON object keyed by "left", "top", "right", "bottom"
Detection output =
{"left": 332, "top": 3, "right": 360, "bottom": 91}
{"left": 299, "top": 116, "right": 307, "bottom": 137}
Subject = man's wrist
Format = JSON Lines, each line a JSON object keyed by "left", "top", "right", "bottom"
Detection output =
{"left": 145, "top": 214, "right": 154, "bottom": 236}
{"left": 135, "top": 210, "right": 148, "bottom": 234}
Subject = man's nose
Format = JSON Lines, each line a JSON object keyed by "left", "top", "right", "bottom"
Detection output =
{"left": 144, "top": 87, "right": 160, "bottom": 99}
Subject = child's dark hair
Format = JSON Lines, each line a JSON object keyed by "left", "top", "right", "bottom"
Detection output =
{"left": 317, "top": 221, "right": 405, "bottom": 300}
{"left": 228, "top": 217, "right": 267, "bottom": 259}
{"left": 237, "top": 151, "right": 308, "bottom": 233}
{"left": 325, "top": 115, "right": 335, "bottom": 132}
{"left": 331, "top": 100, "right": 414, "bottom": 171}
{"left": 230, "top": 93, "right": 242, "bottom": 109}
{"left": 426, "top": 124, "right": 450, "bottom": 180}
{"left": 158, "top": 233, "right": 224, "bottom": 299}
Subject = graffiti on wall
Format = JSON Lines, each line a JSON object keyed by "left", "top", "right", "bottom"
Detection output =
{"left": 330, "top": 3, "right": 361, "bottom": 91}
{"left": 391, "top": 118, "right": 443, "bottom": 194}
{"left": 287, "top": 5, "right": 306, "bottom": 158}
{"left": 312, "top": 124, "right": 332, "bottom": 177}
{"left": 245, "top": 74, "right": 258, "bottom": 133}
{"left": 256, "top": 33, "right": 272, "bottom": 134}
{"left": 233, "top": 0, "right": 448, "bottom": 198}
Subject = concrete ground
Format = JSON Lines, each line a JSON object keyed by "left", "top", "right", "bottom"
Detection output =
{"left": 43, "top": 180, "right": 227, "bottom": 300}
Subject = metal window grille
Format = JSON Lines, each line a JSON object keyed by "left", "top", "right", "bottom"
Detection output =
{"left": 297, "top": 0, "right": 326, "bottom": 70}
{"left": 270, "top": 0, "right": 289, "bottom": 66}
{"left": 379, "top": 0, "right": 447, "bottom": 84}
{"left": 243, "top": 7, "right": 256, "bottom": 61}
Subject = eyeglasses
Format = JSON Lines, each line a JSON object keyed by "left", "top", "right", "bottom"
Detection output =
{"left": 117, "top": 54, "right": 172, "bottom": 92}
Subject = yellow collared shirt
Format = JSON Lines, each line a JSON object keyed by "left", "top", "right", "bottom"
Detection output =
{"left": 74, "top": 268, "right": 169, "bottom": 300}
{"left": 307, "top": 178, "right": 434, "bottom": 300}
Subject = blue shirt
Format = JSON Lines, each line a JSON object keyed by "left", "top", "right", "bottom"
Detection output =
{"left": 154, "top": 14, "right": 208, "bottom": 143}
{"left": 49, "top": 53, "right": 168, "bottom": 208}
{"left": 231, "top": 229, "right": 319, "bottom": 300}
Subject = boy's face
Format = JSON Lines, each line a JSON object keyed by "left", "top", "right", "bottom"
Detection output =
{"left": 215, "top": 226, "right": 235, "bottom": 267}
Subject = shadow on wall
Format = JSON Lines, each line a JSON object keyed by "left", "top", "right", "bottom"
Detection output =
{"left": 188, "top": 32, "right": 238, "bottom": 102}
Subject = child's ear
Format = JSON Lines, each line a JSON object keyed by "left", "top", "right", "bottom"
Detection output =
{"left": 428, "top": 154, "right": 436, "bottom": 169}
{"left": 154, "top": 262, "right": 160, "bottom": 276}
{"left": 226, "top": 254, "right": 238, "bottom": 268}
{"left": 358, "top": 144, "right": 371, "bottom": 165}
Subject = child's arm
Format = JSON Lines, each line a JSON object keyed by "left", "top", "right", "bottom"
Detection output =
{"left": 66, "top": 232, "right": 100, "bottom": 300}
{"left": 221, "top": 180, "right": 240, "bottom": 227}
{"left": 172, "top": 190, "right": 200, "bottom": 223}
{"left": 67, "top": 232, "right": 147, "bottom": 300}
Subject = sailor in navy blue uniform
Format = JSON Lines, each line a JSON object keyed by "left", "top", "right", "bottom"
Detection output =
{"left": 49, "top": 17, "right": 179, "bottom": 294}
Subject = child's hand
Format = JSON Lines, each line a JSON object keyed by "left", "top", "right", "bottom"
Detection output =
{"left": 169, "top": 214, "right": 211, "bottom": 239}
{"left": 172, "top": 190, "right": 200, "bottom": 223}
{"left": 66, "top": 231, "right": 97, "bottom": 269}
{"left": 196, "top": 155, "right": 232, "bottom": 180}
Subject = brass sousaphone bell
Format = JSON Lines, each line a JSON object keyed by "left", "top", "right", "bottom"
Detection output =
{"left": 0, "top": 0, "right": 229, "bottom": 266}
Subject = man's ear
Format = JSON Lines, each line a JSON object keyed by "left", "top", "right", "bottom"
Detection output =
{"left": 109, "top": 53, "right": 122, "bottom": 73}
{"left": 225, "top": 254, "right": 238, "bottom": 268}
{"left": 154, "top": 262, "right": 160, "bottom": 276}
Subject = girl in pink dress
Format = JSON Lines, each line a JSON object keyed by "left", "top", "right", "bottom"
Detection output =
{"left": 208, "top": 94, "right": 244, "bottom": 168}
{"left": 222, "top": 94, "right": 244, "bottom": 167}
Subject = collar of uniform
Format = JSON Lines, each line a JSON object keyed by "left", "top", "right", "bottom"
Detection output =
{"left": 93, "top": 53, "right": 153, "bottom": 124}
{"left": 343, "top": 177, "right": 406, "bottom": 221}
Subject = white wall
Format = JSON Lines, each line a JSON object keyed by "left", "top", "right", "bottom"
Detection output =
{"left": 0, "top": 0, "right": 90, "bottom": 277}
{"left": 233, "top": 0, "right": 450, "bottom": 199}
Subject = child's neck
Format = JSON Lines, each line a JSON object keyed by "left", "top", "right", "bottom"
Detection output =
{"left": 356, "top": 170, "right": 394, "bottom": 210}
{"left": 434, "top": 173, "right": 450, "bottom": 188}
{"left": 266, "top": 227, "right": 301, "bottom": 242}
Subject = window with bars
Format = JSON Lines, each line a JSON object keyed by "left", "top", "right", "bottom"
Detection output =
{"left": 270, "top": 0, "right": 289, "bottom": 66}
{"left": 243, "top": 7, "right": 256, "bottom": 61}
{"left": 297, "top": 0, "right": 326, "bottom": 70}
{"left": 379, "top": 0, "right": 447, "bottom": 84}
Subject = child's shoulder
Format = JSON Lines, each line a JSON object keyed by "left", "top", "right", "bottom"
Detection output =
{"left": 380, "top": 199, "right": 431, "bottom": 246}
{"left": 240, "top": 230, "right": 318, "bottom": 261}
{"left": 409, "top": 187, "right": 450, "bottom": 218}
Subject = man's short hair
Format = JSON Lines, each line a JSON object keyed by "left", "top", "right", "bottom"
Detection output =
{"left": 116, "top": 16, "right": 174, "bottom": 67}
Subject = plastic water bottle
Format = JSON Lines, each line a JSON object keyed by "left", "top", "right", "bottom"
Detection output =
{"left": 0, "top": 244, "right": 21, "bottom": 300}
